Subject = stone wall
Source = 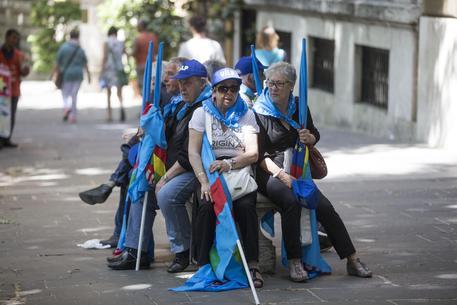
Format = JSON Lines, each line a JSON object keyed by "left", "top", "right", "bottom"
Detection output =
{"left": 416, "top": 16, "right": 457, "bottom": 150}
{"left": 245, "top": 0, "right": 422, "bottom": 24}
{"left": 255, "top": 11, "right": 418, "bottom": 141}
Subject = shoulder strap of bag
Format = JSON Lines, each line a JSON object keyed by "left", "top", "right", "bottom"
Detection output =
{"left": 61, "top": 46, "right": 80, "bottom": 75}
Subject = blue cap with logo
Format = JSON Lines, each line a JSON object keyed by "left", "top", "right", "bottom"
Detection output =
{"left": 211, "top": 68, "right": 242, "bottom": 87}
{"left": 234, "top": 56, "right": 267, "bottom": 76}
{"left": 172, "top": 59, "right": 207, "bottom": 79}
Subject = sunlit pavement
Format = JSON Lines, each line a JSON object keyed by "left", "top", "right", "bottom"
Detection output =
{"left": 1, "top": 81, "right": 456, "bottom": 305}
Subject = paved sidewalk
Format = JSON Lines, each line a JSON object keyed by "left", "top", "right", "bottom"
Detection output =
{"left": 1, "top": 82, "right": 456, "bottom": 305}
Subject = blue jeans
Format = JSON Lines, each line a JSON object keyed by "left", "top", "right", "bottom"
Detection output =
{"left": 125, "top": 191, "right": 157, "bottom": 260}
{"left": 157, "top": 171, "right": 198, "bottom": 254}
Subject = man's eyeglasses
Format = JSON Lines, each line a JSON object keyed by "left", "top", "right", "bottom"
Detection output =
{"left": 216, "top": 85, "right": 240, "bottom": 94}
{"left": 266, "top": 80, "right": 289, "bottom": 89}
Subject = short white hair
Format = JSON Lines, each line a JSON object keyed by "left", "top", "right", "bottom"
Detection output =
{"left": 264, "top": 61, "right": 296, "bottom": 86}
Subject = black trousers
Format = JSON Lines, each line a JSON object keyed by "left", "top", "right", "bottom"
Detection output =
{"left": 195, "top": 190, "right": 259, "bottom": 266}
{"left": 256, "top": 168, "right": 356, "bottom": 260}
{"left": 109, "top": 135, "right": 140, "bottom": 186}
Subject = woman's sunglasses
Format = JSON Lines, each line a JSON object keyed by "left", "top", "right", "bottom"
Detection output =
{"left": 216, "top": 85, "right": 240, "bottom": 94}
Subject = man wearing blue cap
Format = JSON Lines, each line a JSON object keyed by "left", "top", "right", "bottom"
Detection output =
{"left": 235, "top": 56, "right": 266, "bottom": 107}
{"left": 155, "top": 59, "right": 213, "bottom": 273}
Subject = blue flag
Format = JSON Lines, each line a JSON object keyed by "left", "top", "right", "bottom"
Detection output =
{"left": 172, "top": 134, "right": 248, "bottom": 292}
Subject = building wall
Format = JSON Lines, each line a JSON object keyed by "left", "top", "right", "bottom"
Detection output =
{"left": 80, "top": 0, "right": 105, "bottom": 77}
{"left": 417, "top": 16, "right": 457, "bottom": 150}
{"left": 256, "top": 11, "right": 418, "bottom": 141}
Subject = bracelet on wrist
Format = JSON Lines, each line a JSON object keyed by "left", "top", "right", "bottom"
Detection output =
{"left": 222, "top": 159, "right": 233, "bottom": 172}
{"left": 272, "top": 168, "right": 284, "bottom": 178}
{"left": 197, "top": 172, "right": 205, "bottom": 177}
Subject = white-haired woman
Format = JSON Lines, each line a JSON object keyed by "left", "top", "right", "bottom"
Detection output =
{"left": 253, "top": 62, "right": 372, "bottom": 282}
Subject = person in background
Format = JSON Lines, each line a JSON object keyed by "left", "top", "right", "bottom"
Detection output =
{"left": 100, "top": 26, "right": 127, "bottom": 122}
{"left": 53, "top": 28, "right": 90, "bottom": 123}
{"left": 234, "top": 56, "right": 266, "bottom": 107}
{"left": 178, "top": 16, "right": 226, "bottom": 65}
{"left": 255, "top": 26, "right": 286, "bottom": 67}
{"left": 79, "top": 58, "right": 185, "bottom": 253}
{"left": 0, "top": 28, "right": 30, "bottom": 148}
{"left": 132, "top": 20, "right": 158, "bottom": 96}
{"left": 203, "top": 59, "right": 225, "bottom": 83}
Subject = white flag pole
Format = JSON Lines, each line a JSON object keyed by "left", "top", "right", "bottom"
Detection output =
{"left": 236, "top": 239, "right": 260, "bottom": 305}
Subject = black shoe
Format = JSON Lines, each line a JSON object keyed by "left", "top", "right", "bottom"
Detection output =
{"left": 107, "top": 248, "right": 150, "bottom": 270}
{"left": 167, "top": 251, "right": 189, "bottom": 273}
{"left": 106, "top": 252, "right": 122, "bottom": 263}
{"left": 3, "top": 139, "right": 18, "bottom": 148}
{"left": 78, "top": 184, "right": 113, "bottom": 205}
{"left": 100, "top": 235, "right": 119, "bottom": 248}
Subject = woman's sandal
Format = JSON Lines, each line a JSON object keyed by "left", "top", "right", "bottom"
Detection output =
{"left": 249, "top": 268, "right": 264, "bottom": 288}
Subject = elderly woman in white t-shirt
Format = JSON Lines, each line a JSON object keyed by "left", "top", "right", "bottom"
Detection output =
{"left": 188, "top": 68, "right": 263, "bottom": 288}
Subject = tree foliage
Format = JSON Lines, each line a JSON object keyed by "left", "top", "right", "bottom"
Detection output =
{"left": 28, "top": 0, "right": 82, "bottom": 73}
{"left": 98, "top": 0, "right": 186, "bottom": 60}
{"left": 182, "top": 0, "right": 243, "bottom": 40}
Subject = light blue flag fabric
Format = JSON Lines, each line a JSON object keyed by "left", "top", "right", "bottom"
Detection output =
{"left": 250, "top": 45, "right": 263, "bottom": 94}
{"left": 202, "top": 96, "right": 248, "bottom": 129}
{"left": 128, "top": 42, "right": 166, "bottom": 204}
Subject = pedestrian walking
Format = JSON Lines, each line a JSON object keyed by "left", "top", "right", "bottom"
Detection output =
{"left": 255, "top": 26, "right": 286, "bottom": 67}
{"left": 100, "top": 26, "right": 127, "bottom": 122}
{"left": 0, "top": 28, "right": 30, "bottom": 148}
{"left": 132, "top": 20, "right": 158, "bottom": 96}
{"left": 178, "top": 16, "right": 226, "bottom": 64}
{"left": 53, "top": 28, "right": 90, "bottom": 123}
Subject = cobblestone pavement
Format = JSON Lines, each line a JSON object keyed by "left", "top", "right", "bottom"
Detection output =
{"left": 1, "top": 82, "right": 456, "bottom": 305}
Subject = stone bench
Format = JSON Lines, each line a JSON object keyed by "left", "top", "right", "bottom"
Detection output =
{"left": 256, "top": 193, "right": 277, "bottom": 274}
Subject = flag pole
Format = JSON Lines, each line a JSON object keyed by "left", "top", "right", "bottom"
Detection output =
{"left": 250, "top": 45, "right": 263, "bottom": 95}
{"left": 236, "top": 240, "right": 260, "bottom": 305}
{"left": 141, "top": 41, "right": 154, "bottom": 113}
{"left": 117, "top": 40, "right": 152, "bottom": 253}
{"left": 136, "top": 42, "right": 163, "bottom": 271}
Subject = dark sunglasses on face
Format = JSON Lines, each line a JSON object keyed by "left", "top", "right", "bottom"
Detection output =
{"left": 216, "top": 85, "right": 240, "bottom": 94}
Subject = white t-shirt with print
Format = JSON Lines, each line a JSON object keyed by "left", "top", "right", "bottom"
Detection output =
{"left": 189, "top": 107, "right": 259, "bottom": 158}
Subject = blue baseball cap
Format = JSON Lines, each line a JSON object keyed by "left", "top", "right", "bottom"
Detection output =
{"left": 172, "top": 59, "right": 207, "bottom": 79}
{"left": 211, "top": 68, "right": 242, "bottom": 87}
{"left": 234, "top": 56, "right": 267, "bottom": 76}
